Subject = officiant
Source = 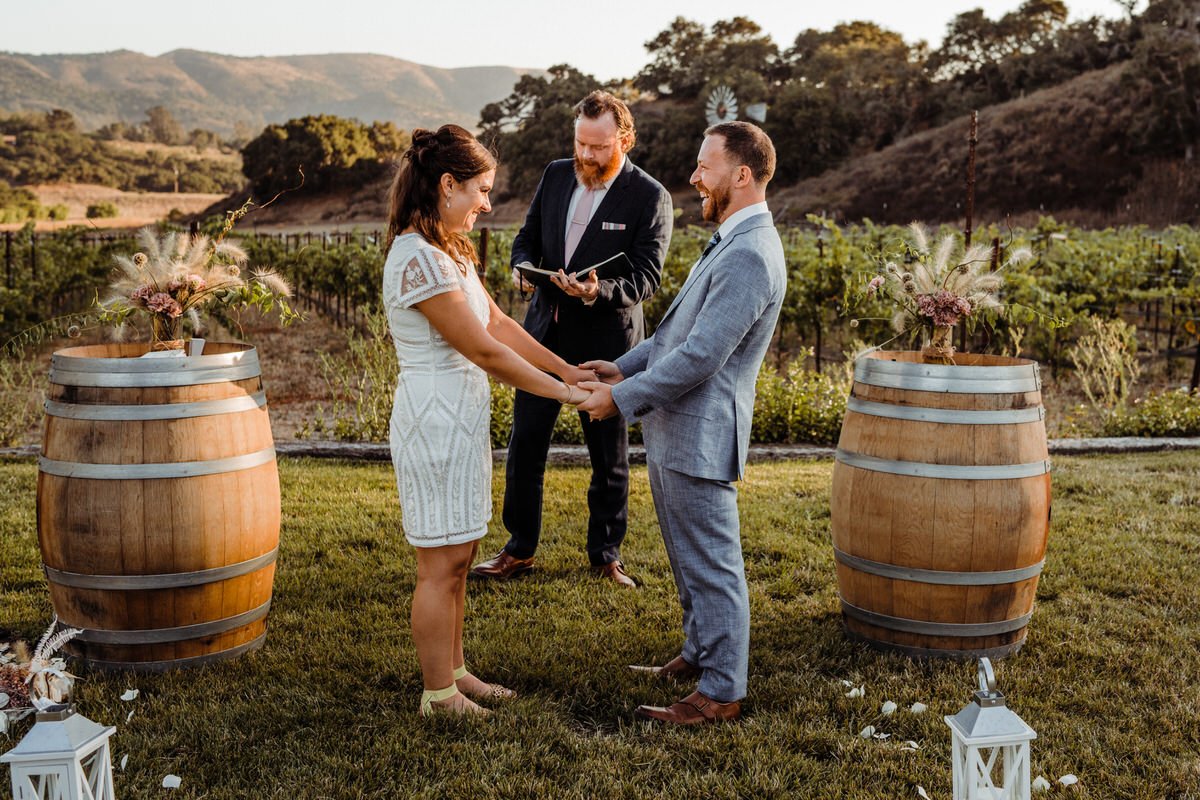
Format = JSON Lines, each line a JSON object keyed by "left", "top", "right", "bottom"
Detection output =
{"left": 470, "top": 90, "right": 673, "bottom": 588}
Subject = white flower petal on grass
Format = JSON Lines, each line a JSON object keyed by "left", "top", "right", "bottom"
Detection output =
{"left": 120, "top": 755, "right": 129, "bottom": 772}
{"left": 859, "top": 725, "right": 876, "bottom": 738}
{"left": 162, "top": 775, "right": 182, "bottom": 789}
{"left": 881, "top": 700, "right": 897, "bottom": 715}
{"left": 845, "top": 685, "right": 865, "bottom": 698}
{"left": 873, "top": 732, "right": 892, "bottom": 740}
{"left": 1032, "top": 775, "right": 1051, "bottom": 792}
{"left": 903, "top": 740, "right": 921, "bottom": 751}
{"left": 1058, "top": 774, "right": 1079, "bottom": 786}
{"left": 910, "top": 702, "right": 928, "bottom": 714}
{"left": 917, "top": 787, "right": 931, "bottom": 800}
{"left": 126, "top": 710, "right": 135, "bottom": 723}
{"left": 120, "top": 689, "right": 139, "bottom": 702}
{"left": 841, "top": 679, "right": 852, "bottom": 687}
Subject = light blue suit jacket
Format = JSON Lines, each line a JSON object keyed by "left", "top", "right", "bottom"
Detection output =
{"left": 611, "top": 212, "right": 786, "bottom": 481}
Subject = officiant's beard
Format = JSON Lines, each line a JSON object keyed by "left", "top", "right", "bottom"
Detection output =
{"left": 575, "top": 147, "right": 622, "bottom": 189}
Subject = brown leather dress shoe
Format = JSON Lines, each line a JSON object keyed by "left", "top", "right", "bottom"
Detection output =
{"left": 592, "top": 560, "right": 638, "bottom": 588}
{"left": 628, "top": 654, "right": 702, "bottom": 681}
{"left": 636, "top": 690, "right": 741, "bottom": 725}
{"left": 469, "top": 550, "right": 535, "bottom": 580}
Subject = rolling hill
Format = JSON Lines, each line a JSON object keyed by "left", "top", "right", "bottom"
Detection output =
{"left": 0, "top": 49, "right": 536, "bottom": 134}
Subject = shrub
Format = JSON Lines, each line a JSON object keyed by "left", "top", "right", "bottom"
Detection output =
{"left": 0, "top": 347, "right": 44, "bottom": 447}
{"left": 85, "top": 202, "right": 119, "bottom": 219}
{"left": 1102, "top": 388, "right": 1200, "bottom": 437}
{"left": 752, "top": 355, "right": 849, "bottom": 445}
{"left": 1067, "top": 316, "right": 1141, "bottom": 415}
{"left": 46, "top": 204, "right": 69, "bottom": 220}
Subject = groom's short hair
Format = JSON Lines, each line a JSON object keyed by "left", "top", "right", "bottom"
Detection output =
{"left": 706, "top": 121, "right": 775, "bottom": 186}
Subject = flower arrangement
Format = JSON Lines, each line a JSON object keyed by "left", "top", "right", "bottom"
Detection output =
{"left": 0, "top": 618, "right": 82, "bottom": 733}
{"left": 99, "top": 216, "right": 297, "bottom": 349}
{"left": 857, "top": 223, "right": 1033, "bottom": 365}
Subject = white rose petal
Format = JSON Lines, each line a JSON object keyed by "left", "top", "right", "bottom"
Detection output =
{"left": 120, "top": 755, "right": 129, "bottom": 771}
{"left": 903, "top": 740, "right": 921, "bottom": 751}
{"left": 917, "top": 787, "right": 931, "bottom": 800}
{"left": 1058, "top": 774, "right": 1079, "bottom": 786}
{"left": 846, "top": 685, "right": 865, "bottom": 698}
{"left": 859, "top": 725, "right": 876, "bottom": 738}
{"left": 126, "top": 710, "right": 135, "bottom": 723}
{"left": 910, "top": 702, "right": 928, "bottom": 714}
{"left": 841, "top": 679, "right": 853, "bottom": 687}
{"left": 1032, "top": 775, "right": 1051, "bottom": 792}
{"left": 881, "top": 700, "right": 897, "bottom": 715}
{"left": 162, "top": 775, "right": 182, "bottom": 789}
{"left": 120, "top": 689, "right": 139, "bottom": 702}
{"left": 873, "top": 732, "right": 892, "bottom": 740}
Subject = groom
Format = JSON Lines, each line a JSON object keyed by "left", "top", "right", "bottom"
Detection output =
{"left": 578, "top": 121, "right": 786, "bottom": 725}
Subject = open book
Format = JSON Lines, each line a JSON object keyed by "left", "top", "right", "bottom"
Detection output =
{"left": 515, "top": 251, "right": 633, "bottom": 279}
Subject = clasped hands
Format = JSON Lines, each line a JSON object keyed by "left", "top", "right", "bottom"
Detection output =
{"left": 559, "top": 360, "right": 623, "bottom": 421}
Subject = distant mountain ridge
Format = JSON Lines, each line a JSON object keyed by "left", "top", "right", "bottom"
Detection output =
{"left": 0, "top": 49, "right": 536, "bottom": 134}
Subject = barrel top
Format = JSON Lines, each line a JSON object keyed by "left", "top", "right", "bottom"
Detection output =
{"left": 859, "top": 350, "right": 1037, "bottom": 369}
{"left": 51, "top": 342, "right": 258, "bottom": 375}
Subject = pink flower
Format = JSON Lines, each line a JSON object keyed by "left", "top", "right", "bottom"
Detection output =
{"left": 129, "top": 285, "right": 155, "bottom": 308}
{"left": 146, "top": 292, "right": 183, "bottom": 318}
{"left": 866, "top": 275, "right": 885, "bottom": 296}
{"left": 916, "top": 290, "right": 972, "bottom": 327}
{"left": 187, "top": 274, "right": 206, "bottom": 291}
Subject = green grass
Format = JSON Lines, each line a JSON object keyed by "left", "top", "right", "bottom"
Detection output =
{"left": 2, "top": 453, "right": 1199, "bottom": 799}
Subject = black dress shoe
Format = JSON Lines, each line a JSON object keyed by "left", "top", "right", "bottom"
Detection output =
{"left": 469, "top": 550, "right": 535, "bottom": 580}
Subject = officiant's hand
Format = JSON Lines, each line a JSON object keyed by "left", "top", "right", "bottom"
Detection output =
{"left": 511, "top": 268, "right": 534, "bottom": 296}
{"left": 551, "top": 269, "right": 599, "bottom": 302}
{"left": 579, "top": 360, "right": 623, "bottom": 385}
{"left": 577, "top": 381, "right": 617, "bottom": 421}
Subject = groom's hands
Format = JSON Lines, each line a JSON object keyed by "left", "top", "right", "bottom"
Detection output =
{"left": 577, "top": 360, "right": 623, "bottom": 421}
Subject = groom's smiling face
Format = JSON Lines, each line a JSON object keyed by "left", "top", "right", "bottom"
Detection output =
{"left": 691, "top": 134, "right": 733, "bottom": 224}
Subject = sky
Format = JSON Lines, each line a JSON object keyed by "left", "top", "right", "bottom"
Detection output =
{"left": 3, "top": 0, "right": 1136, "bottom": 82}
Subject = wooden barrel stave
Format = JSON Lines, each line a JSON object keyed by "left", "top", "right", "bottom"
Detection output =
{"left": 831, "top": 351, "right": 1051, "bottom": 658}
{"left": 37, "top": 342, "right": 279, "bottom": 671}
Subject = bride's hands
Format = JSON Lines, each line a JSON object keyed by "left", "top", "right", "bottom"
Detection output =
{"left": 559, "top": 364, "right": 598, "bottom": 387}
{"left": 562, "top": 383, "right": 592, "bottom": 406}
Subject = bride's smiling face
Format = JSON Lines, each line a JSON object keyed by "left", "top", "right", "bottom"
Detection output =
{"left": 440, "top": 170, "right": 495, "bottom": 233}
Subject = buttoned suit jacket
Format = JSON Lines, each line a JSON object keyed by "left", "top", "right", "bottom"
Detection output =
{"left": 512, "top": 157, "right": 673, "bottom": 363}
{"left": 611, "top": 212, "right": 786, "bottom": 481}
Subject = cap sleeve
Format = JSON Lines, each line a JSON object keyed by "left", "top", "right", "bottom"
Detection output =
{"left": 386, "top": 244, "right": 464, "bottom": 310}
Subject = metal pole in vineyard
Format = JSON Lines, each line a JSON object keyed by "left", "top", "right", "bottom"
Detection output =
{"left": 962, "top": 111, "right": 979, "bottom": 354}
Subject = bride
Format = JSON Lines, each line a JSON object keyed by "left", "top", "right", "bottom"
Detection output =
{"left": 382, "top": 124, "right": 593, "bottom": 716}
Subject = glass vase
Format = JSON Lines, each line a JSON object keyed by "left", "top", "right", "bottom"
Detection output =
{"left": 150, "top": 315, "right": 183, "bottom": 351}
{"left": 921, "top": 324, "right": 956, "bottom": 365}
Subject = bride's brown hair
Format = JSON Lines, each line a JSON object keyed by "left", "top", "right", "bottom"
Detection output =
{"left": 386, "top": 124, "right": 496, "bottom": 265}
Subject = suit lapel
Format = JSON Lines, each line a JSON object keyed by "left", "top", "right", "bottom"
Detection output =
{"left": 658, "top": 213, "right": 771, "bottom": 325}
{"left": 567, "top": 159, "right": 634, "bottom": 270}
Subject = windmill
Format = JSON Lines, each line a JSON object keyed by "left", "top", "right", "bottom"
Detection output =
{"left": 705, "top": 85, "right": 767, "bottom": 125}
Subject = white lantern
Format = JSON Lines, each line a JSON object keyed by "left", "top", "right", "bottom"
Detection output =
{"left": 1, "top": 704, "right": 116, "bottom": 800}
{"left": 944, "top": 658, "right": 1037, "bottom": 800}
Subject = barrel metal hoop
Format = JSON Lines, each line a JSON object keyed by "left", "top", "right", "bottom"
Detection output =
{"left": 835, "top": 449, "right": 1051, "bottom": 480}
{"left": 846, "top": 397, "right": 1045, "bottom": 425}
{"left": 853, "top": 369, "right": 1041, "bottom": 395}
{"left": 38, "top": 447, "right": 277, "bottom": 480}
{"left": 51, "top": 350, "right": 258, "bottom": 374}
{"left": 78, "top": 633, "right": 267, "bottom": 673}
{"left": 840, "top": 600, "right": 1033, "bottom": 637}
{"left": 43, "top": 547, "right": 278, "bottom": 590}
{"left": 856, "top": 359, "right": 1037, "bottom": 382}
{"left": 49, "top": 363, "right": 262, "bottom": 388}
{"left": 44, "top": 392, "right": 267, "bottom": 421}
{"left": 843, "top": 628, "right": 1028, "bottom": 660}
{"left": 833, "top": 547, "right": 1045, "bottom": 586}
{"left": 63, "top": 600, "right": 272, "bottom": 645}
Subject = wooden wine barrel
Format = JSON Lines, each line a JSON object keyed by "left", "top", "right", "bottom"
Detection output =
{"left": 830, "top": 351, "right": 1051, "bottom": 659}
{"left": 36, "top": 342, "right": 280, "bottom": 671}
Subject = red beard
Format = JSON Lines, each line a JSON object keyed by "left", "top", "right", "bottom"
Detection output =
{"left": 699, "top": 180, "right": 730, "bottom": 224}
{"left": 574, "top": 146, "right": 623, "bottom": 189}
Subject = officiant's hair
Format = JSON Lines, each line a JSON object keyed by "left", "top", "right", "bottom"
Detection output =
{"left": 574, "top": 90, "right": 636, "bottom": 151}
{"left": 386, "top": 124, "right": 497, "bottom": 264}
{"left": 705, "top": 121, "right": 775, "bottom": 186}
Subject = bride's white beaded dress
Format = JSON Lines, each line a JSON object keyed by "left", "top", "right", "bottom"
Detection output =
{"left": 383, "top": 233, "right": 492, "bottom": 547}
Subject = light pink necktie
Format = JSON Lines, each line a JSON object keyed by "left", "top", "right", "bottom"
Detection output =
{"left": 563, "top": 187, "right": 596, "bottom": 267}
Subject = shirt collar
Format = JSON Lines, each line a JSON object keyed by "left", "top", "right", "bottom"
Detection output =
{"left": 716, "top": 201, "right": 770, "bottom": 240}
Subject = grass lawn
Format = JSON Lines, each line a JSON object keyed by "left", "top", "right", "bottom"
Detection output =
{"left": 2, "top": 452, "right": 1199, "bottom": 799}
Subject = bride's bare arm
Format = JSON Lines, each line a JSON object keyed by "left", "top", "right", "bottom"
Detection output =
{"left": 483, "top": 294, "right": 595, "bottom": 386}
{"left": 415, "top": 290, "right": 591, "bottom": 404}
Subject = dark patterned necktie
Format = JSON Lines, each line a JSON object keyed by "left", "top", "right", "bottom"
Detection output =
{"left": 701, "top": 231, "right": 721, "bottom": 260}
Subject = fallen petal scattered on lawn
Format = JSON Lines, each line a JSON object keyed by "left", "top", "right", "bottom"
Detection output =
{"left": 917, "top": 786, "right": 931, "bottom": 799}
{"left": 881, "top": 700, "right": 897, "bottom": 715}
{"left": 910, "top": 702, "right": 928, "bottom": 714}
{"left": 859, "top": 725, "right": 876, "bottom": 738}
{"left": 1059, "top": 774, "right": 1079, "bottom": 786}
{"left": 873, "top": 732, "right": 892, "bottom": 740}
{"left": 120, "top": 755, "right": 129, "bottom": 772}
{"left": 903, "top": 741, "right": 921, "bottom": 751}
{"left": 120, "top": 689, "right": 139, "bottom": 702}
{"left": 846, "top": 685, "right": 865, "bottom": 698}
{"left": 126, "top": 710, "right": 135, "bottom": 723}
{"left": 1032, "top": 775, "right": 1050, "bottom": 792}
{"left": 162, "top": 775, "right": 182, "bottom": 789}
